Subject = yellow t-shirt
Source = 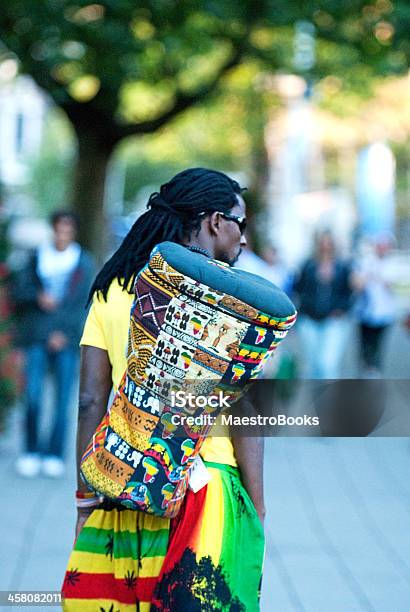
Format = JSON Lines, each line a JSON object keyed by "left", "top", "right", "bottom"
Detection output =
{"left": 80, "top": 279, "right": 237, "bottom": 467}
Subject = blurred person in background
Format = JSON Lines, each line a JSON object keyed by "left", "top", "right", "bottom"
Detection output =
{"left": 293, "top": 230, "right": 354, "bottom": 379}
{"left": 236, "top": 243, "right": 269, "bottom": 277}
{"left": 260, "top": 244, "right": 293, "bottom": 294}
{"left": 237, "top": 244, "right": 291, "bottom": 293}
{"left": 13, "top": 211, "right": 94, "bottom": 478}
{"left": 353, "top": 235, "right": 397, "bottom": 377}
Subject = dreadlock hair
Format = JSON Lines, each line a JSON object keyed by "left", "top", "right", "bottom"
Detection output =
{"left": 88, "top": 167, "right": 245, "bottom": 303}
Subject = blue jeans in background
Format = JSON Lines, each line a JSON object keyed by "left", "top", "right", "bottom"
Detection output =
{"left": 297, "top": 315, "right": 351, "bottom": 379}
{"left": 24, "top": 344, "right": 78, "bottom": 458}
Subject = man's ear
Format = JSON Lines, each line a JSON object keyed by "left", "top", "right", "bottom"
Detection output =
{"left": 208, "top": 211, "right": 222, "bottom": 236}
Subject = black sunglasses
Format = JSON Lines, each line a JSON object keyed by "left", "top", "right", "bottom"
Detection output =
{"left": 219, "top": 212, "right": 247, "bottom": 234}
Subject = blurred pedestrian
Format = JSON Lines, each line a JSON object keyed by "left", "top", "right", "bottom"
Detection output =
{"left": 13, "top": 211, "right": 94, "bottom": 478}
{"left": 261, "top": 244, "right": 293, "bottom": 294}
{"left": 236, "top": 245, "right": 269, "bottom": 277}
{"left": 294, "top": 230, "right": 353, "bottom": 379}
{"left": 237, "top": 244, "right": 291, "bottom": 293}
{"left": 353, "top": 235, "right": 397, "bottom": 377}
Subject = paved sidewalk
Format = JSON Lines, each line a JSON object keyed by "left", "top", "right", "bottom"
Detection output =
{"left": 0, "top": 407, "right": 77, "bottom": 612}
{"left": 261, "top": 437, "right": 410, "bottom": 611}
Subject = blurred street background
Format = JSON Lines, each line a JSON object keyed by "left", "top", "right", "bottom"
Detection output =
{"left": 0, "top": 1, "right": 409, "bottom": 610}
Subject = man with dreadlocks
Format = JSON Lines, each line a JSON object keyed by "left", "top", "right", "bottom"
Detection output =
{"left": 63, "top": 168, "right": 265, "bottom": 611}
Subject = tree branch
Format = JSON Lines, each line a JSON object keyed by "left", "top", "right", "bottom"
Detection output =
{"left": 116, "top": 43, "right": 247, "bottom": 138}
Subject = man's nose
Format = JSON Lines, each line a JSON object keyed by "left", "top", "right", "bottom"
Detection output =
{"left": 240, "top": 234, "right": 247, "bottom": 247}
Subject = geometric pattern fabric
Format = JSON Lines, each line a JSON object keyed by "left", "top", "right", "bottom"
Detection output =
{"left": 81, "top": 244, "right": 297, "bottom": 517}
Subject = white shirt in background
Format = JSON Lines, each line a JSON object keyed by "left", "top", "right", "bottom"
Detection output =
{"left": 356, "top": 253, "right": 396, "bottom": 326}
{"left": 36, "top": 242, "right": 81, "bottom": 303}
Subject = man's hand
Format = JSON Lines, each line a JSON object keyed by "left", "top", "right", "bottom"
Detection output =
{"left": 254, "top": 505, "right": 266, "bottom": 527}
{"left": 231, "top": 432, "right": 265, "bottom": 531}
{"left": 48, "top": 331, "right": 68, "bottom": 352}
{"left": 75, "top": 507, "right": 94, "bottom": 541}
{"left": 38, "top": 291, "right": 57, "bottom": 312}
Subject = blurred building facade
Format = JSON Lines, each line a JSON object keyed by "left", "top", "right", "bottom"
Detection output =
{"left": 0, "top": 73, "right": 46, "bottom": 189}
{"left": 265, "top": 79, "right": 356, "bottom": 267}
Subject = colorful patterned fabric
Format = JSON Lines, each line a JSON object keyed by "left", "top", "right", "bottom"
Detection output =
{"left": 79, "top": 279, "right": 239, "bottom": 467}
{"left": 63, "top": 464, "right": 264, "bottom": 611}
{"left": 81, "top": 243, "right": 296, "bottom": 517}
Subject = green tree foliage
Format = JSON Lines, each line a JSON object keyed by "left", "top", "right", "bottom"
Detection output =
{"left": 0, "top": 214, "right": 21, "bottom": 427}
{"left": 23, "top": 109, "right": 76, "bottom": 216}
{"left": 0, "top": 1, "right": 408, "bottom": 253}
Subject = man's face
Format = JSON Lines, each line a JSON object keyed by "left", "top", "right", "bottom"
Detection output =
{"left": 53, "top": 219, "right": 76, "bottom": 251}
{"left": 213, "top": 195, "right": 247, "bottom": 266}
